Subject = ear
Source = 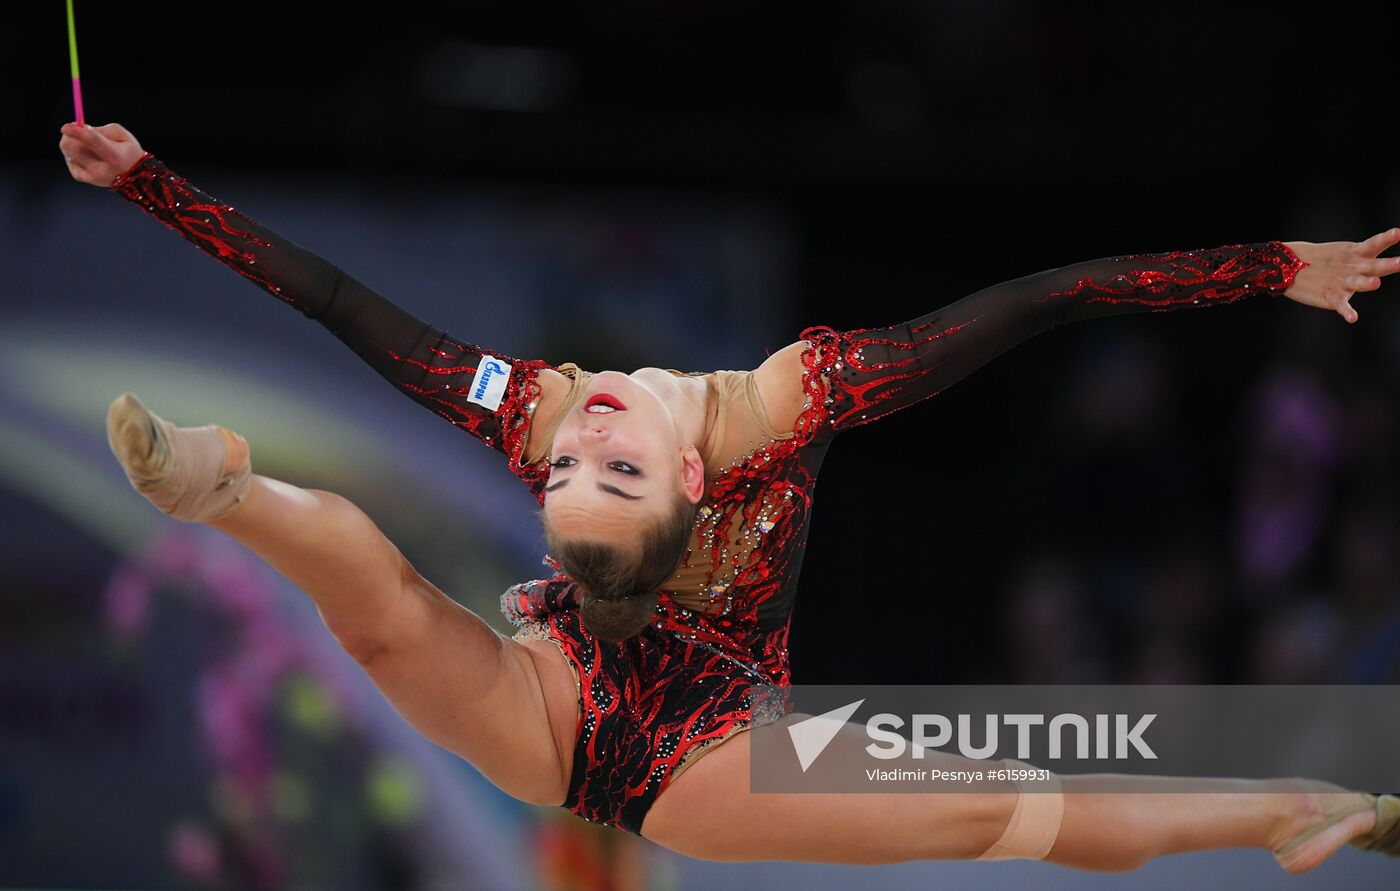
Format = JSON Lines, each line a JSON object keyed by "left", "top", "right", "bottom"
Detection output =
{"left": 680, "top": 444, "right": 706, "bottom": 504}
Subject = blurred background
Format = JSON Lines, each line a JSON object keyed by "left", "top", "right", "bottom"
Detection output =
{"left": 3, "top": 1, "right": 1399, "bottom": 888}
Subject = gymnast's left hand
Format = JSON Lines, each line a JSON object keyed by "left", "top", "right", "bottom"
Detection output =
{"left": 1281, "top": 228, "right": 1400, "bottom": 324}
{"left": 57, "top": 121, "right": 145, "bottom": 188}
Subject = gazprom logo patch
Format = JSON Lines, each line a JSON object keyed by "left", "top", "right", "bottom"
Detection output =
{"left": 467, "top": 355, "right": 512, "bottom": 412}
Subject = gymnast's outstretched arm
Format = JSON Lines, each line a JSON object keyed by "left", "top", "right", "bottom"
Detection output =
{"left": 789, "top": 231, "right": 1400, "bottom": 438}
{"left": 60, "top": 121, "right": 564, "bottom": 491}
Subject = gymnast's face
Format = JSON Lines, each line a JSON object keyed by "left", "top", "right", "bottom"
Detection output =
{"left": 543, "top": 370, "right": 706, "bottom": 540}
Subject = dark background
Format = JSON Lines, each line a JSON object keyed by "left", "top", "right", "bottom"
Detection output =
{"left": 5, "top": 0, "right": 1399, "bottom": 681}
{"left": 3, "top": 2, "right": 1399, "bottom": 888}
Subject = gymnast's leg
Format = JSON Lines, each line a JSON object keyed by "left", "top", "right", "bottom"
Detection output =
{"left": 105, "top": 393, "right": 578, "bottom": 807}
{"left": 641, "top": 712, "right": 1380, "bottom": 874}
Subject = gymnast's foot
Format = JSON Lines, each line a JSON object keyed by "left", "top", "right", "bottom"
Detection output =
{"left": 106, "top": 392, "right": 251, "bottom": 523}
{"left": 1272, "top": 788, "right": 1395, "bottom": 874}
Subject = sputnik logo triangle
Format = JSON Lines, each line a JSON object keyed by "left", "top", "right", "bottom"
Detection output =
{"left": 787, "top": 699, "right": 864, "bottom": 772}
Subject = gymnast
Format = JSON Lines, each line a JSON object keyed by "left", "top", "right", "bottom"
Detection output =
{"left": 61, "top": 120, "right": 1400, "bottom": 873}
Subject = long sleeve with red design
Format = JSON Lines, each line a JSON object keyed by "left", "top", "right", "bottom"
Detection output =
{"left": 802, "top": 241, "right": 1307, "bottom": 439}
{"left": 109, "top": 152, "right": 549, "bottom": 492}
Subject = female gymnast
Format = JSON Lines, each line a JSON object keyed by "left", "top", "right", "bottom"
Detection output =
{"left": 61, "top": 120, "right": 1400, "bottom": 874}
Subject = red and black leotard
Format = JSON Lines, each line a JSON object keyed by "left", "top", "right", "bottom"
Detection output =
{"left": 109, "top": 152, "right": 1306, "bottom": 833}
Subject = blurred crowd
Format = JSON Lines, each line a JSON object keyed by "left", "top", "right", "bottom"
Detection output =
{"left": 1001, "top": 313, "right": 1400, "bottom": 686}
{"left": 5, "top": 4, "right": 1398, "bottom": 888}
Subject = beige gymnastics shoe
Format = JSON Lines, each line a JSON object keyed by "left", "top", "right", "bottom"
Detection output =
{"left": 106, "top": 392, "right": 251, "bottom": 523}
{"left": 1273, "top": 792, "right": 1398, "bottom": 874}
{"left": 1349, "top": 794, "right": 1400, "bottom": 855}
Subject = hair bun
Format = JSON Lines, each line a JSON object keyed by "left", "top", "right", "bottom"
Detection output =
{"left": 544, "top": 495, "right": 701, "bottom": 643}
{"left": 578, "top": 588, "right": 658, "bottom": 643}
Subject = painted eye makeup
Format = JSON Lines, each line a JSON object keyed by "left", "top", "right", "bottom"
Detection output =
{"left": 549, "top": 457, "right": 641, "bottom": 476}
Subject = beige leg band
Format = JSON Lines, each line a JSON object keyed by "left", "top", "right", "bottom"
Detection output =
{"left": 977, "top": 759, "right": 1065, "bottom": 862}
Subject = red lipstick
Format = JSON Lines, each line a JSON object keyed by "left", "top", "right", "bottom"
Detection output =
{"left": 585, "top": 393, "right": 627, "bottom": 411}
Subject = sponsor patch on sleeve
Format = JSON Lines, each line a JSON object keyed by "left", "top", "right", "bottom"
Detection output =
{"left": 466, "top": 355, "right": 512, "bottom": 412}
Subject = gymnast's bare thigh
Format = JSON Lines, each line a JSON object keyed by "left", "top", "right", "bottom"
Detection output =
{"left": 515, "top": 636, "right": 581, "bottom": 801}
{"left": 639, "top": 714, "right": 795, "bottom": 853}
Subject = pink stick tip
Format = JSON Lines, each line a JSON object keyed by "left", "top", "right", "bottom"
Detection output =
{"left": 71, "top": 77, "right": 85, "bottom": 126}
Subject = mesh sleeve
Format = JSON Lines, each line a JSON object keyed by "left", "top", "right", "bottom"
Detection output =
{"left": 110, "top": 152, "right": 551, "bottom": 494}
{"left": 801, "top": 241, "right": 1306, "bottom": 437}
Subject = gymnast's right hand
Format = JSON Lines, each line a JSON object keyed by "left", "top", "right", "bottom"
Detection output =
{"left": 58, "top": 122, "right": 145, "bottom": 187}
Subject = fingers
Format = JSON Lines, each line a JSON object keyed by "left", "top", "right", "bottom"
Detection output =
{"left": 62, "top": 155, "right": 99, "bottom": 185}
{"left": 90, "top": 123, "right": 132, "bottom": 141}
{"left": 57, "top": 133, "right": 99, "bottom": 163}
{"left": 56, "top": 134, "right": 101, "bottom": 182}
{"left": 1337, "top": 299, "right": 1359, "bottom": 324}
{"left": 58, "top": 136, "right": 103, "bottom": 171}
{"left": 1356, "top": 227, "right": 1400, "bottom": 258}
{"left": 61, "top": 121, "right": 133, "bottom": 144}
{"left": 58, "top": 123, "right": 141, "bottom": 188}
{"left": 1360, "top": 256, "right": 1400, "bottom": 277}
{"left": 62, "top": 123, "right": 122, "bottom": 164}
{"left": 1345, "top": 273, "right": 1382, "bottom": 292}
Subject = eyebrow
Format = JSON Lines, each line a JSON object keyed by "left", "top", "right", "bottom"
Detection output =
{"left": 543, "top": 478, "right": 644, "bottom": 501}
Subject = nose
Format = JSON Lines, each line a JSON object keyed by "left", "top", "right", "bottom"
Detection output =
{"left": 580, "top": 423, "right": 610, "bottom": 442}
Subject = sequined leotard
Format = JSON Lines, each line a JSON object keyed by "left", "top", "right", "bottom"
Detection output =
{"left": 110, "top": 153, "right": 1306, "bottom": 833}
